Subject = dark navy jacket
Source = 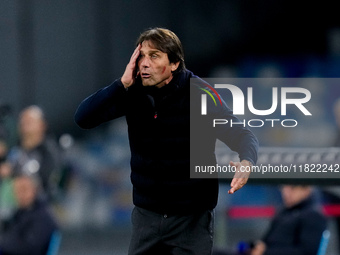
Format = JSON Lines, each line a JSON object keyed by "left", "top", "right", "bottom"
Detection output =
{"left": 263, "top": 195, "right": 327, "bottom": 255}
{"left": 75, "top": 70, "right": 258, "bottom": 214}
{"left": 0, "top": 199, "right": 58, "bottom": 255}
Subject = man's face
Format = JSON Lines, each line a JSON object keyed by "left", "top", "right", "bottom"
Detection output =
{"left": 138, "top": 40, "right": 179, "bottom": 88}
{"left": 281, "top": 185, "right": 311, "bottom": 208}
{"left": 14, "top": 176, "right": 37, "bottom": 208}
{"left": 19, "top": 109, "right": 46, "bottom": 137}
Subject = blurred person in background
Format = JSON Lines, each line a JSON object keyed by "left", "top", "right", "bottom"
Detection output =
{"left": 0, "top": 141, "right": 7, "bottom": 163}
{"left": 321, "top": 97, "right": 340, "bottom": 254}
{"left": 334, "top": 98, "right": 340, "bottom": 146}
{"left": 75, "top": 27, "right": 258, "bottom": 254}
{"left": 0, "top": 103, "right": 11, "bottom": 145}
{"left": 250, "top": 185, "right": 327, "bottom": 255}
{"left": 3, "top": 105, "right": 61, "bottom": 202}
{"left": 0, "top": 174, "right": 58, "bottom": 255}
{"left": 0, "top": 104, "right": 17, "bottom": 225}
{"left": 0, "top": 141, "right": 17, "bottom": 230}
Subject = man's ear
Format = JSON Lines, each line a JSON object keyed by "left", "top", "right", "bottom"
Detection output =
{"left": 171, "top": 61, "right": 180, "bottom": 72}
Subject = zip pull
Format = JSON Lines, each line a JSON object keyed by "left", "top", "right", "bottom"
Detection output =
{"left": 154, "top": 112, "right": 158, "bottom": 119}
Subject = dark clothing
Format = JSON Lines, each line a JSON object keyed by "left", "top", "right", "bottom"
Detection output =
{"left": 334, "top": 130, "right": 340, "bottom": 147}
{"left": 0, "top": 199, "right": 58, "bottom": 255}
{"left": 8, "top": 138, "right": 61, "bottom": 201}
{"left": 75, "top": 70, "right": 258, "bottom": 215}
{"left": 262, "top": 195, "right": 327, "bottom": 255}
{"left": 128, "top": 206, "right": 214, "bottom": 255}
{"left": 321, "top": 190, "right": 340, "bottom": 254}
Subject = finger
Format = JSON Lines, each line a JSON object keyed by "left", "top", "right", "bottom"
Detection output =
{"left": 229, "top": 180, "right": 242, "bottom": 192}
{"left": 228, "top": 187, "right": 235, "bottom": 194}
{"left": 228, "top": 187, "right": 233, "bottom": 194}
{"left": 234, "top": 178, "right": 247, "bottom": 190}
{"left": 130, "top": 44, "right": 141, "bottom": 64}
{"left": 228, "top": 161, "right": 250, "bottom": 194}
{"left": 133, "top": 44, "right": 141, "bottom": 57}
{"left": 228, "top": 184, "right": 238, "bottom": 194}
{"left": 228, "top": 174, "right": 249, "bottom": 194}
{"left": 132, "top": 44, "right": 141, "bottom": 55}
{"left": 130, "top": 52, "right": 139, "bottom": 66}
{"left": 228, "top": 165, "right": 238, "bottom": 194}
{"left": 228, "top": 181, "right": 240, "bottom": 194}
{"left": 228, "top": 178, "right": 237, "bottom": 194}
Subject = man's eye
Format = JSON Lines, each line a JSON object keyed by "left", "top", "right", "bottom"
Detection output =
{"left": 151, "top": 54, "right": 158, "bottom": 59}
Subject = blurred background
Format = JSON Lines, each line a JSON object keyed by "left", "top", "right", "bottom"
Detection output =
{"left": 1, "top": 0, "right": 340, "bottom": 254}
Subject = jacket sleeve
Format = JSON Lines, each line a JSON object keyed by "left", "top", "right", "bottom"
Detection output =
{"left": 74, "top": 79, "right": 127, "bottom": 129}
{"left": 213, "top": 98, "right": 259, "bottom": 166}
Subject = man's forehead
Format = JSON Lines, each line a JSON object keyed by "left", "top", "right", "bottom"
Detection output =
{"left": 141, "top": 40, "right": 164, "bottom": 53}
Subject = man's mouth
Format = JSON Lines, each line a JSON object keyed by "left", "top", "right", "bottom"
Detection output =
{"left": 141, "top": 73, "right": 151, "bottom": 79}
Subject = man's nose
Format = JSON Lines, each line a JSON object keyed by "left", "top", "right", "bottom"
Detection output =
{"left": 140, "top": 56, "right": 150, "bottom": 67}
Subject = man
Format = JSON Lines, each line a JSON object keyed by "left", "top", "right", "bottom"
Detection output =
{"left": 0, "top": 174, "right": 58, "bottom": 255}
{"left": 5, "top": 105, "right": 61, "bottom": 201}
{"left": 75, "top": 27, "right": 258, "bottom": 254}
{"left": 251, "top": 185, "right": 327, "bottom": 255}
{"left": 0, "top": 141, "right": 17, "bottom": 228}
{"left": 321, "top": 97, "right": 340, "bottom": 254}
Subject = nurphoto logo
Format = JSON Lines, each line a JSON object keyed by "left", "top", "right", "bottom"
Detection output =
{"left": 199, "top": 79, "right": 312, "bottom": 128}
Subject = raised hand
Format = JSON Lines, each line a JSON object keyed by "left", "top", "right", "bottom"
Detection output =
{"left": 121, "top": 44, "right": 142, "bottom": 88}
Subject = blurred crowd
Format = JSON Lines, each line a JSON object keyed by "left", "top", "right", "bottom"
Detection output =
{"left": 0, "top": 106, "right": 60, "bottom": 254}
